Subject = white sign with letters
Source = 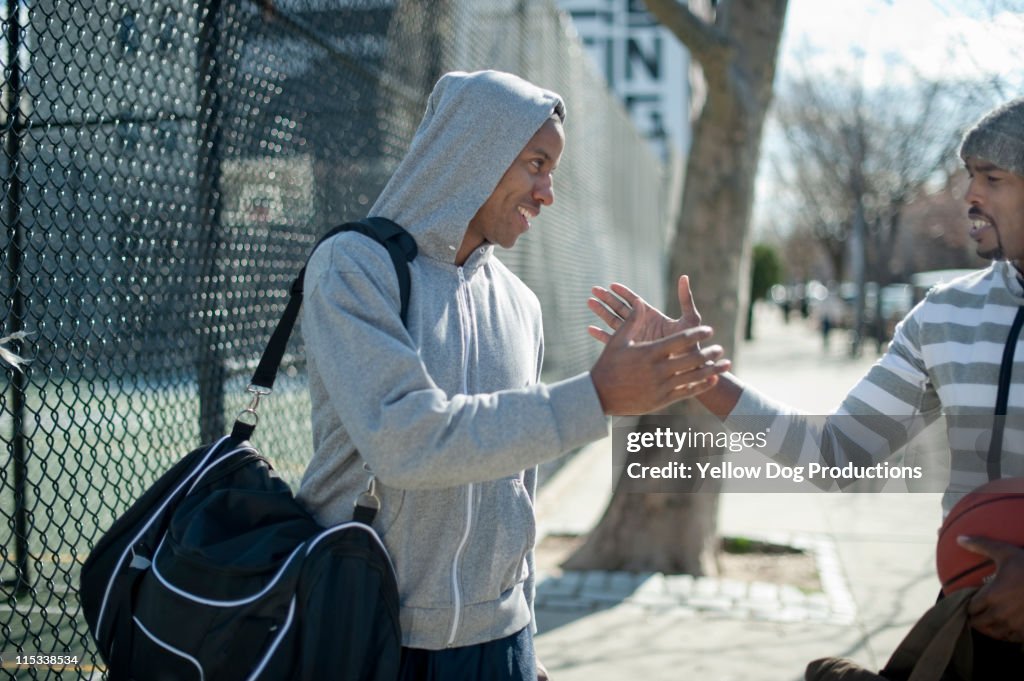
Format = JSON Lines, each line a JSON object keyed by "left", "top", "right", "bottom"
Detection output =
{"left": 559, "top": 0, "right": 691, "bottom": 161}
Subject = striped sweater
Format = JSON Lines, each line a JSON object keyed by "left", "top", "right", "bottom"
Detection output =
{"left": 726, "top": 261, "right": 1024, "bottom": 515}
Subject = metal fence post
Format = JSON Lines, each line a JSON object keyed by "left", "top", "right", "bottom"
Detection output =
{"left": 196, "top": 0, "right": 227, "bottom": 442}
{"left": 2, "top": 0, "right": 30, "bottom": 598}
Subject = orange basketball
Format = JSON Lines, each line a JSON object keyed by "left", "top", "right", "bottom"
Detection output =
{"left": 936, "top": 478, "right": 1024, "bottom": 595}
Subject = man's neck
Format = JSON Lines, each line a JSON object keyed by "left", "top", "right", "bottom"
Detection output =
{"left": 454, "top": 235, "right": 486, "bottom": 266}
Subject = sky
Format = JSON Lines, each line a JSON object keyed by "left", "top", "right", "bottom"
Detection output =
{"left": 777, "top": 0, "right": 1024, "bottom": 91}
{"left": 753, "top": 0, "right": 1024, "bottom": 237}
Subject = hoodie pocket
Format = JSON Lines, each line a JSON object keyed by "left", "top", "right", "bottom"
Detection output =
{"left": 375, "top": 481, "right": 406, "bottom": 535}
{"left": 386, "top": 486, "right": 471, "bottom": 609}
{"left": 462, "top": 476, "right": 536, "bottom": 606}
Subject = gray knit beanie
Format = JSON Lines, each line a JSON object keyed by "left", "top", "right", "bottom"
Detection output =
{"left": 960, "top": 97, "right": 1024, "bottom": 177}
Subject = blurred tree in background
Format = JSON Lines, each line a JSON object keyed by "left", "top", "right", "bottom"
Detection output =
{"left": 773, "top": 69, "right": 979, "bottom": 355}
{"left": 745, "top": 243, "right": 783, "bottom": 341}
{"left": 763, "top": 0, "right": 1024, "bottom": 355}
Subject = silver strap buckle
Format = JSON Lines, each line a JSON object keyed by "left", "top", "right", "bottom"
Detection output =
{"left": 236, "top": 384, "right": 272, "bottom": 427}
{"left": 356, "top": 463, "right": 381, "bottom": 512}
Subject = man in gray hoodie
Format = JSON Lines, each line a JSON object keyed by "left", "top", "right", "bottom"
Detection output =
{"left": 298, "top": 70, "right": 727, "bottom": 680}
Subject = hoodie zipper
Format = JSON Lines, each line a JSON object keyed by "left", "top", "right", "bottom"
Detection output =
{"left": 447, "top": 266, "right": 474, "bottom": 646}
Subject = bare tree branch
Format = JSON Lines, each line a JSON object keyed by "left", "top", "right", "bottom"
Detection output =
{"left": 643, "top": 0, "right": 733, "bottom": 71}
{"left": 770, "top": 55, "right": 986, "bottom": 352}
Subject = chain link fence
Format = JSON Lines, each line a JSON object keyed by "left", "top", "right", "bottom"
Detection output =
{"left": 1, "top": 0, "right": 669, "bottom": 676}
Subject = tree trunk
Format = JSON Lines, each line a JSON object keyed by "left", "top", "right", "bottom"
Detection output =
{"left": 566, "top": 0, "right": 788, "bottom": 574}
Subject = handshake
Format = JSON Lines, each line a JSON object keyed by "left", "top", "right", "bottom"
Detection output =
{"left": 586, "top": 275, "right": 734, "bottom": 416}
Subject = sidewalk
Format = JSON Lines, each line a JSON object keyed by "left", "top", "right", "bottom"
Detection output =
{"left": 533, "top": 305, "right": 944, "bottom": 681}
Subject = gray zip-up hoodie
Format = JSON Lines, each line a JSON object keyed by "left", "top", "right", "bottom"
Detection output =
{"left": 297, "top": 71, "right": 608, "bottom": 650}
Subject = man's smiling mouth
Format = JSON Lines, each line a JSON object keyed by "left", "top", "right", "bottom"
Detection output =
{"left": 518, "top": 206, "right": 538, "bottom": 226}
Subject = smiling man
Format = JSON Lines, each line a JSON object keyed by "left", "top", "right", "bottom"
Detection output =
{"left": 297, "top": 70, "right": 729, "bottom": 681}
{"left": 455, "top": 114, "right": 562, "bottom": 260}
{"left": 964, "top": 116, "right": 1024, "bottom": 263}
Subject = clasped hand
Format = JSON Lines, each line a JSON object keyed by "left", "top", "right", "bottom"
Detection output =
{"left": 588, "top": 275, "right": 730, "bottom": 415}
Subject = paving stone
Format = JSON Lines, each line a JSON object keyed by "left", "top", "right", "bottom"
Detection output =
{"left": 538, "top": 575, "right": 581, "bottom": 598}
{"left": 579, "top": 570, "right": 608, "bottom": 595}
{"left": 588, "top": 589, "right": 632, "bottom": 604}
{"left": 607, "top": 570, "right": 642, "bottom": 596}
{"left": 686, "top": 595, "right": 735, "bottom": 612}
{"left": 536, "top": 595, "right": 591, "bottom": 612}
{"left": 778, "top": 584, "right": 810, "bottom": 604}
{"left": 664, "top": 574, "right": 695, "bottom": 598}
{"left": 803, "top": 593, "right": 833, "bottom": 610}
{"left": 716, "top": 578, "right": 749, "bottom": 600}
{"left": 631, "top": 573, "right": 667, "bottom": 599}
{"left": 748, "top": 581, "right": 780, "bottom": 603}
{"left": 693, "top": 576, "right": 720, "bottom": 597}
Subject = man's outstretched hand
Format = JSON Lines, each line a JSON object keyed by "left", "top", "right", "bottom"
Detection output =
{"left": 588, "top": 275, "right": 702, "bottom": 344}
{"left": 588, "top": 281, "right": 729, "bottom": 415}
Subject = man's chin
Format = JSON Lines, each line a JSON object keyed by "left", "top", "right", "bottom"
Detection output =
{"left": 977, "top": 245, "right": 1005, "bottom": 260}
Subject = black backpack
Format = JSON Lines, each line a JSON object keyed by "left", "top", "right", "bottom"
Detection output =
{"left": 80, "top": 218, "right": 417, "bottom": 680}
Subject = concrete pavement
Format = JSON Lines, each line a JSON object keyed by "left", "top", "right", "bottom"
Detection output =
{"left": 533, "top": 305, "right": 945, "bottom": 681}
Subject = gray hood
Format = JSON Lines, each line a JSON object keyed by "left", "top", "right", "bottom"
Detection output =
{"left": 370, "top": 70, "right": 565, "bottom": 262}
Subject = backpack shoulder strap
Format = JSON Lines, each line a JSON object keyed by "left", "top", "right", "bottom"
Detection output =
{"left": 321, "top": 217, "right": 418, "bottom": 325}
{"left": 880, "top": 588, "right": 974, "bottom": 681}
{"left": 232, "top": 218, "right": 417, "bottom": 441}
